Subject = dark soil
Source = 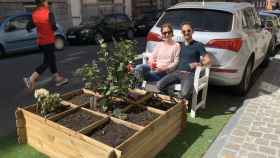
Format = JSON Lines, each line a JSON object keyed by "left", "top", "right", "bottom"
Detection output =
{"left": 67, "top": 93, "right": 92, "bottom": 105}
{"left": 85, "top": 101, "right": 129, "bottom": 115}
{"left": 28, "top": 105, "right": 71, "bottom": 118}
{"left": 125, "top": 106, "right": 160, "bottom": 126}
{"left": 56, "top": 109, "right": 102, "bottom": 131}
{"left": 89, "top": 121, "right": 136, "bottom": 147}
{"left": 144, "top": 97, "right": 175, "bottom": 111}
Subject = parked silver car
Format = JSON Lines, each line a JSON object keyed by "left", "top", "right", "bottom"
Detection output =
{"left": 145, "top": 2, "right": 273, "bottom": 95}
{"left": 259, "top": 11, "right": 280, "bottom": 50}
{"left": 0, "top": 13, "right": 66, "bottom": 56}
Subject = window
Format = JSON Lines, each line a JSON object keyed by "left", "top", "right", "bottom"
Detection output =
{"left": 24, "top": 5, "right": 36, "bottom": 13}
{"left": 98, "top": 0, "right": 113, "bottom": 4}
{"left": 243, "top": 8, "right": 255, "bottom": 29}
{"left": 7, "top": 16, "right": 31, "bottom": 31}
{"left": 157, "top": 9, "right": 233, "bottom": 32}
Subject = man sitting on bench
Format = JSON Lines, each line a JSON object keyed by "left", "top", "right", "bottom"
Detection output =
{"left": 157, "top": 22, "right": 211, "bottom": 99}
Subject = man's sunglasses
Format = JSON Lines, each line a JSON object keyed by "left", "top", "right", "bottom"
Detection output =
{"left": 182, "top": 29, "right": 192, "bottom": 34}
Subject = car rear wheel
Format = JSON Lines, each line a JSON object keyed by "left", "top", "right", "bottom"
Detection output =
{"left": 55, "top": 36, "right": 65, "bottom": 51}
{"left": 0, "top": 46, "right": 5, "bottom": 57}
{"left": 235, "top": 59, "right": 253, "bottom": 96}
{"left": 127, "top": 29, "right": 134, "bottom": 40}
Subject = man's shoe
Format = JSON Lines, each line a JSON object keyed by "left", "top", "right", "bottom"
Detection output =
{"left": 23, "top": 77, "right": 31, "bottom": 89}
{"left": 55, "top": 78, "right": 69, "bottom": 86}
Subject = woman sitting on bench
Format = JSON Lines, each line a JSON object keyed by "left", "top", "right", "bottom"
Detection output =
{"left": 134, "top": 23, "right": 181, "bottom": 82}
{"left": 157, "top": 22, "right": 211, "bottom": 99}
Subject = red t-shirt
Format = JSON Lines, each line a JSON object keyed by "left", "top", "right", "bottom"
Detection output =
{"left": 32, "top": 6, "right": 55, "bottom": 45}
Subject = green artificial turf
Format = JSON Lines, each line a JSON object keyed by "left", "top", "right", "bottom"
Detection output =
{"left": 0, "top": 135, "right": 47, "bottom": 158}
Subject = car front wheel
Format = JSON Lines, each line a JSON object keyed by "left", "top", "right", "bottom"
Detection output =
{"left": 55, "top": 36, "right": 65, "bottom": 51}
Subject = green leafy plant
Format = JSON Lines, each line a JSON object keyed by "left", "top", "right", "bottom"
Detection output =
{"left": 75, "top": 61, "right": 99, "bottom": 89}
{"left": 34, "top": 88, "right": 63, "bottom": 117}
{"left": 96, "top": 39, "right": 138, "bottom": 111}
{"left": 75, "top": 39, "right": 138, "bottom": 112}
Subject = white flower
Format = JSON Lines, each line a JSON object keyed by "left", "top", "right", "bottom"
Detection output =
{"left": 101, "top": 43, "right": 107, "bottom": 48}
{"left": 34, "top": 88, "right": 49, "bottom": 99}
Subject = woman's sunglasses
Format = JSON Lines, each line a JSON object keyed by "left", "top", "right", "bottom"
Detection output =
{"left": 162, "top": 31, "right": 172, "bottom": 35}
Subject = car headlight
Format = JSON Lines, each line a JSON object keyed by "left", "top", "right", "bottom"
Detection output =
{"left": 81, "top": 29, "right": 91, "bottom": 34}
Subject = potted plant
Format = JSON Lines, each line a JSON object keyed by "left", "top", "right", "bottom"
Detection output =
{"left": 34, "top": 88, "right": 66, "bottom": 117}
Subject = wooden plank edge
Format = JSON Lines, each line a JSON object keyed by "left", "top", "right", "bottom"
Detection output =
{"left": 79, "top": 117, "right": 110, "bottom": 135}
{"left": 110, "top": 117, "right": 144, "bottom": 131}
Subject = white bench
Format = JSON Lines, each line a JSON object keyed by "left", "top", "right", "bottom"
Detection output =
{"left": 138, "top": 52, "right": 210, "bottom": 118}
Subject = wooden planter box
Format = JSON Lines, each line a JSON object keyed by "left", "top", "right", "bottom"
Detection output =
{"left": 16, "top": 91, "right": 187, "bottom": 158}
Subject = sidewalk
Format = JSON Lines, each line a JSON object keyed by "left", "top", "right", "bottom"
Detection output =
{"left": 204, "top": 55, "right": 280, "bottom": 158}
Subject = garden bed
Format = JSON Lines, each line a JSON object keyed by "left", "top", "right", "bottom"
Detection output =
{"left": 16, "top": 92, "right": 186, "bottom": 158}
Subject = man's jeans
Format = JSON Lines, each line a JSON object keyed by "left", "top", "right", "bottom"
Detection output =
{"left": 134, "top": 64, "right": 166, "bottom": 82}
{"left": 157, "top": 70, "right": 194, "bottom": 99}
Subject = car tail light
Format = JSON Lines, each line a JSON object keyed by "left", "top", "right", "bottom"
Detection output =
{"left": 146, "top": 32, "right": 161, "bottom": 42}
{"left": 207, "top": 38, "right": 243, "bottom": 52}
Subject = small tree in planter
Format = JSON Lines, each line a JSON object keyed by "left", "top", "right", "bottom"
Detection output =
{"left": 75, "top": 61, "right": 100, "bottom": 90}
{"left": 74, "top": 39, "right": 138, "bottom": 117}
{"left": 96, "top": 39, "right": 138, "bottom": 113}
{"left": 34, "top": 88, "right": 63, "bottom": 117}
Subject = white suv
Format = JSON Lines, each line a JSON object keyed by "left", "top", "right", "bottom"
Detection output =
{"left": 145, "top": 2, "right": 273, "bottom": 95}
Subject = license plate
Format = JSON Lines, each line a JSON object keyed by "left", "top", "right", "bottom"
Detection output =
{"left": 67, "top": 35, "right": 76, "bottom": 39}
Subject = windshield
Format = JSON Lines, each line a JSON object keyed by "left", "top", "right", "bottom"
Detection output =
{"left": 80, "top": 16, "right": 102, "bottom": 26}
{"left": 260, "top": 15, "right": 274, "bottom": 21}
{"left": 157, "top": 9, "right": 233, "bottom": 32}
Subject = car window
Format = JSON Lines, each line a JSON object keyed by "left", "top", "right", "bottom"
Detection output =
{"left": 7, "top": 16, "right": 31, "bottom": 31}
{"left": 103, "top": 16, "right": 115, "bottom": 25}
{"left": 251, "top": 9, "right": 261, "bottom": 26}
{"left": 243, "top": 8, "right": 255, "bottom": 29}
{"left": 157, "top": 9, "right": 233, "bottom": 32}
{"left": 115, "top": 15, "right": 129, "bottom": 23}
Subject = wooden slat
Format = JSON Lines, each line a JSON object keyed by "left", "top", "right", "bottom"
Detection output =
{"left": 110, "top": 117, "right": 144, "bottom": 131}
{"left": 49, "top": 107, "right": 81, "bottom": 122}
{"left": 82, "top": 88, "right": 102, "bottom": 98}
{"left": 79, "top": 117, "right": 109, "bottom": 135}
{"left": 146, "top": 106, "right": 166, "bottom": 115}
{"left": 81, "top": 107, "right": 109, "bottom": 118}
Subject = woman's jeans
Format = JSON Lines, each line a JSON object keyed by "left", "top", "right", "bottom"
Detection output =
{"left": 157, "top": 70, "right": 194, "bottom": 99}
{"left": 134, "top": 64, "right": 166, "bottom": 82}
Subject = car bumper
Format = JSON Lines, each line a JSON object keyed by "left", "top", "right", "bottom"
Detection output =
{"left": 209, "top": 70, "right": 242, "bottom": 86}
